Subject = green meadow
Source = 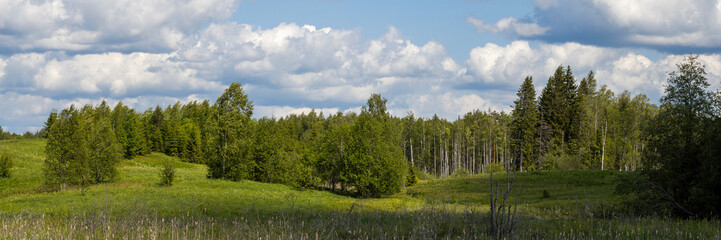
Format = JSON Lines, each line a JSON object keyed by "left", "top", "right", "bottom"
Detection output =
{"left": 1, "top": 138, "right": 719, "bottom": 239}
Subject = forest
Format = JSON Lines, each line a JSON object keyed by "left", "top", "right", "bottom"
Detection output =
{"left": 1, "top": 55, "right": 718, "bottom": 218}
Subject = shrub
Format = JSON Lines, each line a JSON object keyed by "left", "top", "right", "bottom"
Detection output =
{"left": 542, "top": 189, "right": 550, "bottom": 199}
{"left": 406, "top": 166, "right": 418, "bottom": 186}
{"left": 486, "top": 163, "right": 504, "bottom": 174}
{"left": 159, "top": 158, "right": 176, "bottom": 186}
{"left": 0, "top": 150, "right": 12, "bottom": 178}
{"left": 415, "top": 169, "right": 437, "bottom": 181}
{"left": 450, "top": 167, "right": 470, "bottom": 178}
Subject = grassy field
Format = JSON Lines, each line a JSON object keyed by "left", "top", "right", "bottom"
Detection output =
{"left": 1, "top": 139, "right": 719, "bottom": 239}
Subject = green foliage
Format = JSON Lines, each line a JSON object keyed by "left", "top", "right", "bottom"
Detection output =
{"left": 207, "top": 82, "right": 254, "bottom": 180}
{"left": 85, "top": 101, "right": 122, "bottom": 183}
{"left": 539, "top": 66, "right": 580, "bottom": 165}
{"left": 511, "top": 76, "right": 539, "bottom": 171}
{"left": 111, "top": 102, "right": 145, "bottom": 158}
{"left": 414, "top": 169, "right": 436, "bottom": 181}
{"left": 406, "top": 165, "right": 418, "bottom": 186}
{"left": 44, "top": 105, "right": 90, "bottom": 189}
{"left": 643, "top": 55, "right": 720, "bottom": 218}
{"left": 449, "top": 167, "right": 470, "bottom": 178}
{"left": 158, "top": 158, "right": 176, "bottom": 186}
{"left": 181, "top": 119, "right": 204, "bottom": 163}
{"left": 0, "top": 150, "right": 12, "bottom": 178}
{"left": 542, "top": 189, "right": 550, "bottom": 199}
{"left": 344, "top": 94, "right": 407, "bottom": 197}
{"left": 613, "top": 172, "right": 673, "bottom": 216}
{"left": 486, "top": 162, "right": 504, "bottom": 174}
{"left": 44, "top": 102, "right": 123, "bottom": 190}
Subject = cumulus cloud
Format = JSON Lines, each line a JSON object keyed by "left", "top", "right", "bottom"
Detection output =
{"left": 466, "top": 41, "right": 617, "bottom": 87}
{"left": 1, "top": 52, "right": 223, "bottom": 98}
{"left": 465, "top": 40, "right": 721, "bottom": 101}
{"left": 180, "top": 23, "right": 466, "bottom": 106}
{"left": 0, "top": 0, "right": 238, "bottom": 53}
{"left": 254, "top": 106, "right": 344, "bottom": 118}
{"left": 467, "top": 16, "right": 548, "bottom": 37}
{"left": 478, "top": 0, "right": 721, "bottom": 53}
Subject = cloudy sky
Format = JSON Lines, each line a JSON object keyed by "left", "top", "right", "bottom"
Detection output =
{"left": 1, "top": 0, "right": 721, "bottom": 133}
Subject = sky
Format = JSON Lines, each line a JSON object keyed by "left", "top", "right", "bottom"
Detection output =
{"left": 2, "top": 0, "right": 721, "bottom": 133}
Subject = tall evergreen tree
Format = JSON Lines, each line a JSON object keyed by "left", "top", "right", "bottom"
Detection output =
{"left": 511, "top": 76, "right": 539, "bottom": 171}
{"left": 538, "top": 66, "right": 579, "bottom": 168}
{"left": 111, "top": 102, "right": 143, "bottom": 158}
{"left": 577, "top": 71, "right": 600, "bottom": 169}
{"left": 148, "top": 106, "right": 165, "bottom": 152}
{"left": 182, "top": 119, "right": 204, "bottom": 163}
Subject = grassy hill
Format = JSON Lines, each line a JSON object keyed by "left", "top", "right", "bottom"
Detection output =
{"left": 1, "top": 139, "right": 719, "bottom": 239}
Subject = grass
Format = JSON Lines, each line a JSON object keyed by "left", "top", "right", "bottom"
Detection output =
{"left": 1, "top": 138, "right": 720, "bottom": 239}
{"left": 407, "top": 170, "right": 623, "bottom": 217}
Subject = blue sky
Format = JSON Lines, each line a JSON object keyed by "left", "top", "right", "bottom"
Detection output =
{"left": 232, "top": 0, "right": 533, "bottom": 61}
{"left": 1, "top": 0, "right": 721, "bottom": 133}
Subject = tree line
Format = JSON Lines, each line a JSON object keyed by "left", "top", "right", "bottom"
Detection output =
{"left": 38, "top": 65, "right": 660, "bottom": 196}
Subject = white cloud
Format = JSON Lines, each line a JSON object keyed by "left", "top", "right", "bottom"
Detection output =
{"left": 254, "top": 106, "right": 343, "bottom": 118}
{"left": 466, "top": 41, "right": 721, "bottom": 101}
{"left": 513, "top": 0, "right": 721, "bottom": 52}
{"left": 1, "top": 52, "right": 223, "bottom": 98}
{"left": 467, "top": 16, "right": 548, "bottom": 37}
{"left": 466, "top": 41, "right": 617, "bottom": 86}
{"left": 180, "top": 23, "right": 465, "bottom": 104}
{"left": 390, "top": 92, "right": 511, "bottom": 119}
{"left": 0, "top": 0, "right": 239, "bottom": 52}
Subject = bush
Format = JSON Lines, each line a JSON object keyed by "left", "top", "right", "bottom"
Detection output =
{"left": 613, "top": 172, "right": 673, "bottom": 217}
{"left": 450, "top": 167, "right": 470, "bottom": 178}
{"left": 542, "top": 189, "right": 550, "bottom": 199}
{"left": 159, "top": 158, "right": 176, "bottom": 186}
{"left": 0, "top": 150, "right": 12, "bottom": 178}
{"left": 406, "top": 166, "right": 418, "bottom": 186}
{"left": 415, "top": 169, "right": 437, "bottom": 181}
{"left": 486, "top": 163, "right": 504, "bottom": 174}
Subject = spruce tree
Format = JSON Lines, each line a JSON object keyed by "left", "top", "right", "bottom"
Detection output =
{"left": 538, "top": 65, "right": 579, "bottom": 168}
{"left": 511, "top": 76, "right": 539, "bottom": 171}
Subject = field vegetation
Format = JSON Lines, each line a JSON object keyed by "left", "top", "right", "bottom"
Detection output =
{"left": 2, "top": 139, "right": 720, "bottom": 239}
{"left": 1, "top": 55, "right": 720, "bottom": 238}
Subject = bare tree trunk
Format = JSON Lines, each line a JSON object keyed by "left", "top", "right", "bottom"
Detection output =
{"left": 601, "top": 120, "right": 607, "bottom": 171}
{"left": 410, "top": 137, "right": 414, "bottom": 167}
